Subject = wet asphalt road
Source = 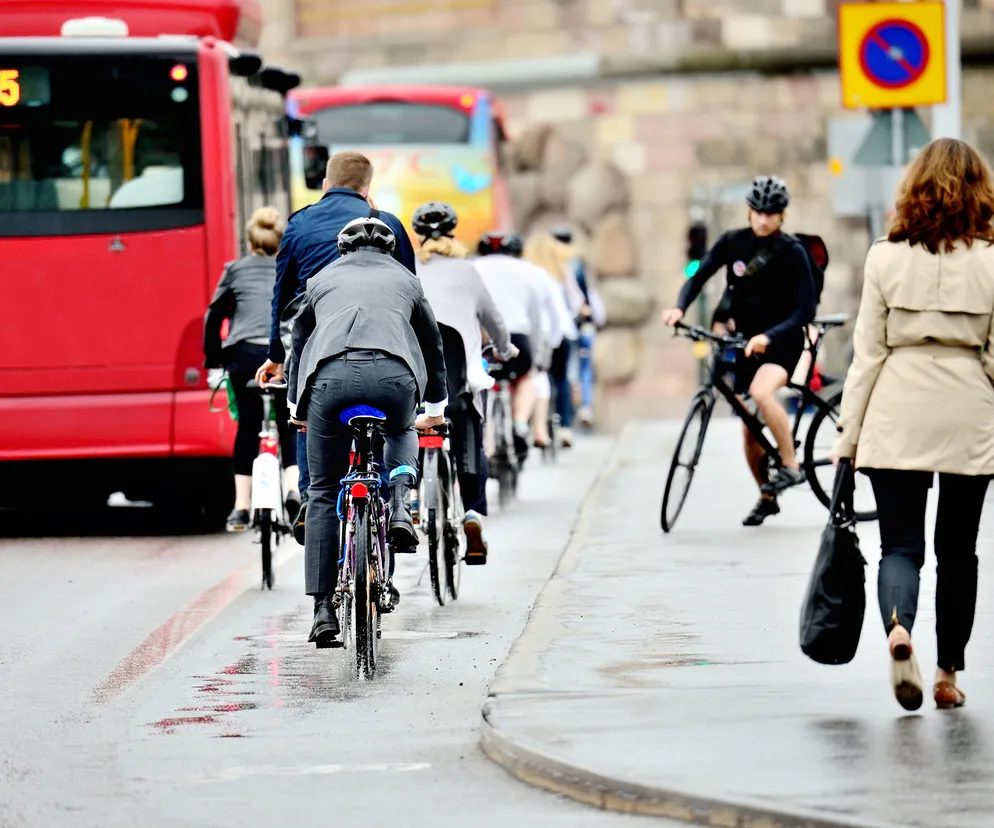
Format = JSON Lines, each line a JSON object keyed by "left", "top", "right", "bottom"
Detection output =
{"left": 0, "top": 439, "right": 676, "bottom": 828}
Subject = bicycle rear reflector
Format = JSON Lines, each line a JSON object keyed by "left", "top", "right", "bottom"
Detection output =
{"left": 351, "top": 482, "right": 369, "bottom": 499}
{"left": 259, "top": 437, "right": 278, "bottom": 456}
{"left": 419, "top": 435, "right": 444, "bottom": 449}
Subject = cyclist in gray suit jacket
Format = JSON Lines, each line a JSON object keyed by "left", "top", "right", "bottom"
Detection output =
{"left": 288, "top": 216, "right": 448, "bottom": 647}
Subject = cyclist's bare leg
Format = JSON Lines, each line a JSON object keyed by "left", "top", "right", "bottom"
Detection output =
{"left": 741, "top": 424, "right": 767, "bottom": 492}
{"left": 749, "top": 363, "right": 798, "bottom": 468}
{"left": 234, "top": 474, "right": 252, "bottom": 511}
{"left": 512, "top": 370, "right": 537, "bottom": 428}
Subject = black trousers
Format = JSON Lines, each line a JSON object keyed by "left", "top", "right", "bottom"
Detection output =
{"left": 866, "top": 468, "right": 990, "bottom": 672}
{"left": 225, "top": 341, "right": 296, "bottom": 476}
{"left": 304, "top": 352, "right": 419, "bottom": 596}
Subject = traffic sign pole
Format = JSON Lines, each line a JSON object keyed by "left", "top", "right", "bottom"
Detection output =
{"left": 932, "top": 0, "right": 961, "bottom": 139}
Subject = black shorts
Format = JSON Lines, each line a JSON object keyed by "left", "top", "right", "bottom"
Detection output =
{"left": 731, "top": 330, "right": 805, "bottom": 396}
{"left": 488, "top": 333, "right": 533, "bottom": 381}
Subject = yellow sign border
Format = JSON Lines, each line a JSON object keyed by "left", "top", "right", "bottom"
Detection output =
{"left": 838, "top": 1, "right": 947, "bottom": 109}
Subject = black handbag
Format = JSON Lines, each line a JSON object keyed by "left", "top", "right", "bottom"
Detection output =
{"left": 799, "top": 459, "right": 867, "bottom": 665}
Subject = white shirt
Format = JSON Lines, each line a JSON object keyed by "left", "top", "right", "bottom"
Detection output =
{"left": 472, "top": 254, "right": 543, "bottom": 340}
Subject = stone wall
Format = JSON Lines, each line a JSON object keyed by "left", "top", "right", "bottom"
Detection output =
{"left": 256, "top": 0, "right": 994, "bottom": 428}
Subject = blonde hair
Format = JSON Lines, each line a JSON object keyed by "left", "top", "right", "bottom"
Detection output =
{"left": 246, "top": 206, "right": 283, "bottom": 255}
{"left": 524, "top": 232, "right": 572, "bottom": 282}
{"left": 325, "top": 150, "right": 374, "bottom": 193}
{"left": 417, "top": 235, "right": 468, "bottom": 263}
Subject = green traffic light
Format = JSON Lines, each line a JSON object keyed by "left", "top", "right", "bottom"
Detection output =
{"left": 684, "top": 259, "right": 701, "bottom": 278}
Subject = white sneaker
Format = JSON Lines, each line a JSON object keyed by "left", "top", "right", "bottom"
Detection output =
{"left": 577, "top": 406, "right": 595, "bottom": 427}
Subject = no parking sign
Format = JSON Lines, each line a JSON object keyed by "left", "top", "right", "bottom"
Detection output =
{"left": 839, "top": 1, "right": 947, "bottom": 109}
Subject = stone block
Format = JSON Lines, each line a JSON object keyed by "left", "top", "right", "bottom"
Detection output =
{"left": 508, "top": 172, "right": 543, "bottom": 228}
{"left": 593, "top": 328, "right": 643, "bottom": 386}
{"left": 566, "top": 162, "right": 631, "bottom": 230}
{"left": 585, "top": 0, "right": 617, "bottom": 26}
{"left": 721, "top": 14, "right": 775, "bottom": 49}
{"left": 522, "top": 0, "right": 558, "bottom": 30}
{"left": 617, "top": 82, "right": 671, "bottom": 117}
{"left": 594, "top": 115, "right": 636, "bottom": 148}
{"left": 539, "top": 133, "right": 588, "bottom": 210}
{"left": 783, "top": 0, "right": 824, "bottom": 17}
{"left": 591, "top": 211, "right": 639, "bottom": 278}
{"left": 611, "top": 142, "right": 648, "bottom": 176}
{"left": 646, "top": 142, "right": 699, "bottom": 174}
{"left": 525, "top": 89, "right": 589, "bottom": 124}
{"left": 697, "top": 140, "right": 750, "bottom": 167}
{"left": 601, "top": 278, "right": 657, "bottom": 327}
{"left": 509, "top": 124, "right": 552, "bottom": 171}
{"left": 629, "top": 172, "right": 689, "bottom": 208}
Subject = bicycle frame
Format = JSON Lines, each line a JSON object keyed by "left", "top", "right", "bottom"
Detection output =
{"left": 695, "top": 325, "right": 831, "bottom": 469}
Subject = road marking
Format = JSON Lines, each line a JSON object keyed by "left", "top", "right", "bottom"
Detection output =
{"left": 187, "top": 762, "right": 431, "bottom": 784}
{"left": 92, "top": 545, "right": 302, "bottom": 704}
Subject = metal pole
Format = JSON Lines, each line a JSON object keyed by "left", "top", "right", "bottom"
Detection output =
{"left": 932, "top": 0, "right": 962, "bottom": 139}
{"left": 891, "top": 107, "right": 905, "bottom": 167}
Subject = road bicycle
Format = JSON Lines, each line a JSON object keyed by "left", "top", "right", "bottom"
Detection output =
{"left": 415, "top": 421, "right": 464, "bottom": 606}
{"left": 483, "top": 348, "right": 518, "bottom": 509}
{"left": 660, "top": 315, "right": 877, "bottom": 532}
{"left": 332, "top": 404, "right": 394, "bottom": 679}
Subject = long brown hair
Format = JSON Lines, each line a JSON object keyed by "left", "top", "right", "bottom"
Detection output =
{"left": 888, "top": 138, "right": 994, "bottom": 254}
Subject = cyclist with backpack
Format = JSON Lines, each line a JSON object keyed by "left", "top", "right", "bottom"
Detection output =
{"left": 661, "top": 175, "right": 818, "bottom": 526}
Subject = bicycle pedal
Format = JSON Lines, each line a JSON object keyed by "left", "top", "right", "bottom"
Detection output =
{"left": 315, "top": 639, "right": 344, "bottom": 649}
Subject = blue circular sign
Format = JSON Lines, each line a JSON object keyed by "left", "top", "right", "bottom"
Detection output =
{"left": 859, "top": 19, "right": 930, "bottom": 90}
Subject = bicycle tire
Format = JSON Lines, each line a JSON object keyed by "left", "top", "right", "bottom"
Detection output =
{"left": 660, "top": 395, "right": 713, "bottom": 533}
{"left": 259, "top": 510, "right": 274, "bottom": 590}
{"left": 353, "top": 503, "right": 377, "bottom": 678}
{"left": 440, "top": 452, "right": 461, "bottom": 600}
{"left": 804, "top": 389, "right": 878, "bottom": 523}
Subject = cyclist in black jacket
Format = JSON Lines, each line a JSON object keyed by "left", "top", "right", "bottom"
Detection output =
{"left": 661, "top": 176, "right": 817, "bottom": 526}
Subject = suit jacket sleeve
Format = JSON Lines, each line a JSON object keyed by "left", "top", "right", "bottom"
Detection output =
{"left": 270, "top": 220, "right": 300, "bottom": 363}
{"left": 834, "top": 245, "right": 890, "bottom": 458}
{"left": 411, "top": 284, "right": 448, "bottom": 414}
{"left": 287, "top": 291, "right": 316, "bottom": 419}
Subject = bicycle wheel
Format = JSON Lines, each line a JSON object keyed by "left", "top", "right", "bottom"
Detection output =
{"left": 660, "top": 394, "right": 713, "bottom": 533}
{"left": 440, "top": 453, "right": 461, "bottom": 600}
{"left": 353, "top": 503, "right": 377, "bottom": 678}
{"left": 804, "top": 389, "right": 878, "bottom": 522}
{"left": 258, "top": 510, "right": 274, "bottom": 590}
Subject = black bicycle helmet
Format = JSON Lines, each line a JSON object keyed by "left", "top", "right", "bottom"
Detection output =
{"left": 549, "top": 225, "right": 573, "bottom": 244}
{"left": 412, "top": 202, "right": 458, "bottom": 239}
{"left": 746, "top": 175, "right": 790, "bottom": 214}
{"left": 478, "top": 231, "right": 504, "bottom": 256}
{"left": 338, "top": 216, "right": 396, "bottom": 255}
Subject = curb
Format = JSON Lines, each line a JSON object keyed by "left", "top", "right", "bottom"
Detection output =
{"left": 479, "top": 422, "right": 901, "bottom": 828}
{"left": 480, "top": 706, "right": 899, "bottom": 828}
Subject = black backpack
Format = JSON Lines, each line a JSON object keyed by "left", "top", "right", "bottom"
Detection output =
{"left": 793, "top": 233, "right": 828, "bottom": 306}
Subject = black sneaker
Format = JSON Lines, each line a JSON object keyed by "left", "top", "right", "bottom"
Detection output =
{"left": 226, "top": 508, "right": 250, "bottom": 533}
{"left": 761, "top": 466, "right": 806, "bottom": 495}
{"left": 293, "top": 493, "right": 308, "bottom": 545}
{"left": 743, "top": 497, "right": 780, "bottom": 527}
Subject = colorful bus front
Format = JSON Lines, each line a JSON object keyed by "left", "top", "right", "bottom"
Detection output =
{"left": 0, "top": 28, "right": 293, "bottom": 522}
{"left": 287, "top": 86, "right": 513, "bottom": 246}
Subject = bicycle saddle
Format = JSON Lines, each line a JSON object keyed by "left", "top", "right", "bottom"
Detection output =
{"left": 340, "top": 404, "right": 387, "bottom": 426}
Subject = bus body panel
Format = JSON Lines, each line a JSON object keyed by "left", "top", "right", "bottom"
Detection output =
{"left": 288, "top": 85, "right": 514, "bottom": 246}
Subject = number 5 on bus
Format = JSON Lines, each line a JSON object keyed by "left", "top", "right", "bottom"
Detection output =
{"left": 0, "top": 69, "right": 21, "bottom": 106}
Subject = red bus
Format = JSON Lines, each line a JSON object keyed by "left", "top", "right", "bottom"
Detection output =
{"left": 0, "top": 0, "right": 300, "bottom": 525}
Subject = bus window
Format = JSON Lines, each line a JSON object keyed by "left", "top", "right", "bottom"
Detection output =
{"left": 311, "top": 102, "right": 470, "bottom": 146}
{"left": 0, "top": 53, "right": 203, "bottom": 237}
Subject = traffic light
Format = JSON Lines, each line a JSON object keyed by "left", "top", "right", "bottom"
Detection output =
{"left": 685, "top": 221, "right": 708, "bottom": 278}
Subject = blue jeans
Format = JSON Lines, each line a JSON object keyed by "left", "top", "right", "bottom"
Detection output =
{"left": 577, "top": 330, "right": 596, "bottom": 409}
{"left": 298, "top": 429, "right": 309, "bottom": 494}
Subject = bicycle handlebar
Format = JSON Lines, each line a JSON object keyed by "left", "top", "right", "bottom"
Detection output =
{"left": 673, "top": 321, "right": 747, "bottom": 349}
{"left": 246, "top": 379, "right": 288, "bottom": 391}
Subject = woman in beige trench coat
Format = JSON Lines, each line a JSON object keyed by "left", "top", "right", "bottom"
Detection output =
{"left": 835, "top": 138, "right": 994, "bottom": 712}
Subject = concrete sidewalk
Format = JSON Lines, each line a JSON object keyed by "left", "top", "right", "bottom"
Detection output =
{"left": 482, "top": 420, "right": 994, "bottom": 828}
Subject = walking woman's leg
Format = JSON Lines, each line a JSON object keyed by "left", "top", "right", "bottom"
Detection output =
{"left": 934, "top": 474, "right": 989, "bottom": 676}
{"left": 866, "top": 469, "right": 931, "bottom": 634}
{"left": 229, "top": 368, "right": 262, "bottom": 515}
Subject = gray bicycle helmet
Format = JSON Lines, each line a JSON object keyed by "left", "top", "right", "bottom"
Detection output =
{"left": 746, "top": 175, "right": 790, "bottom": 214}
{"left": 412, "top": 202, "right": 457, "bottom": 239}
{"left": 338, "top": 216, "right": 396, "bottom": 255}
